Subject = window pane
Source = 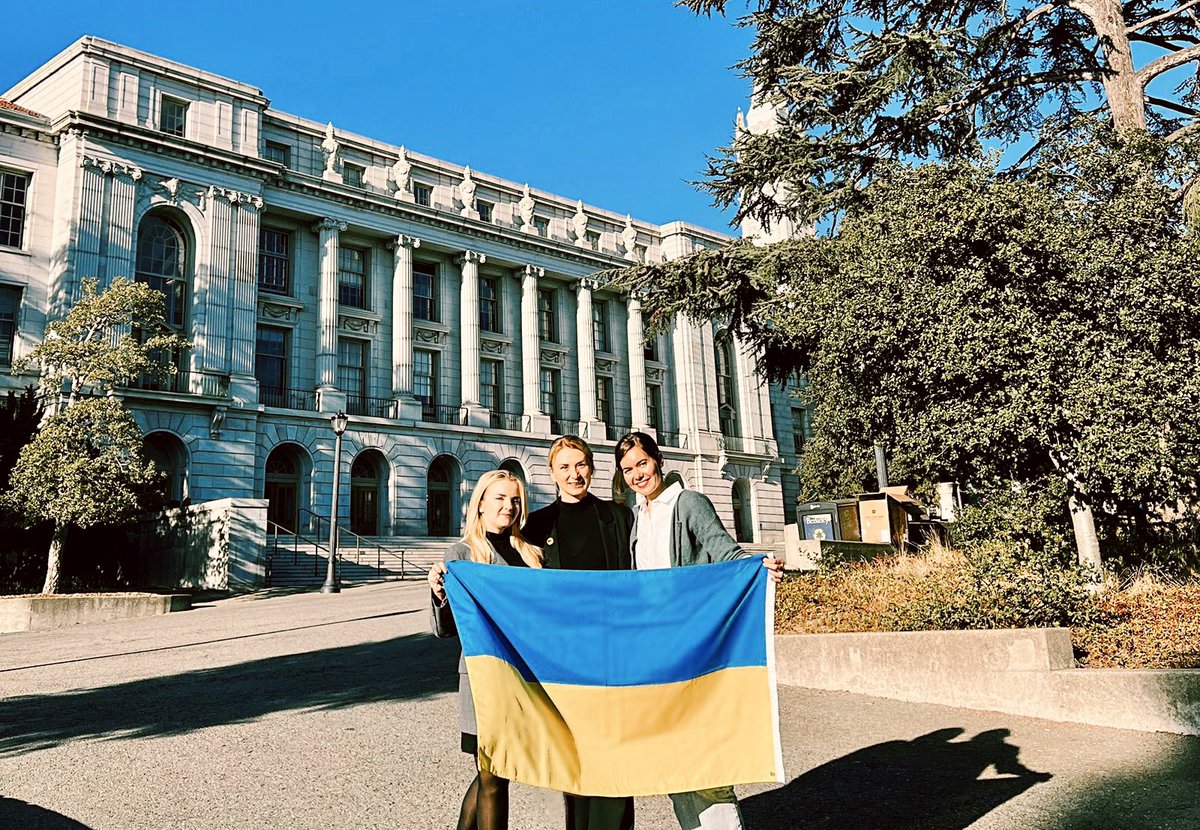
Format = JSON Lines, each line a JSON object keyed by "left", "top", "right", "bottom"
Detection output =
{"left": 0, "top": 285, "right": 20, "bottom": 366}
{"left": 0, "top": 172, "right": 28, "bottom": 249}
{"left": 337, "top": 339, "right": 366, "bottom": 398}
{"left": 414, "top": 261, "right": 437, "bottom": 322}
{"left": 338, "top": 246, "right": 366, "bottom": 308}
{"left": 479, "top": 276, "right": 499, "bottom": 333}
{"left": 414, "top": 184, "right": 432, "bottom": 206}
{"left": 540, "top": 368, "right": 559, "bottom": 417}
{"left": 592, "top": 300, "right": 609, "bottom": 353}
{"left": 255, "top": 327, "right": 288, "bottom": 399}
{"left": 537, "top": 288, "right": 556, "bottom": 343}
{"left": 481, "top": 359, "right": 502, "bottom": 410}
{"left": 414, "top": 349, "right": 438, "bottom": 417}
{"left": 647, "top": 385, "right": 662, "bottom": 431}
{"left": 161, "top": 97, "right": 187, "bottom": 137}
{"left": 135, "top": 215, "right": 187, "bottom": 329}
{"left": 258, "top": 228, "right": 290, "bottom": 294}
{"left": 264, "top": 141, "right": 290, "bottom": 166}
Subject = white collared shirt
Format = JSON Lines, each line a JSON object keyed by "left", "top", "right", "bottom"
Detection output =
{"left": 634, "top": 480, "right": 684, "bottom": 570}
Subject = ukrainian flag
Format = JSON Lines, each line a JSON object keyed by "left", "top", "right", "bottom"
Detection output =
{"left": 443, "top": 556, "right": 784, "bottom": 797}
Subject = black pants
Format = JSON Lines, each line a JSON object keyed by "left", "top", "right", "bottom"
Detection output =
{"left": 564, "top": 795, "right": 635, "bottom": 830}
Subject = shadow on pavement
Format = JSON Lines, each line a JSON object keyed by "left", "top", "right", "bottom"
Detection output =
{"left": 1039, "top": 733, "right": 1200, "bottom": 830}
{"left": 742, "top": 727, "right": 1050, "bottom": 829}
{"left": 0, "top": 796, "right": 92, "bottom": 828}
{"left": 0, "top": 632, "right": 458, "bottom": 757}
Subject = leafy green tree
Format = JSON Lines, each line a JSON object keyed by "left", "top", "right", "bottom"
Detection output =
{"left": 13, "top": 277, "right": 189, "bottom": 404}
{"left": 684, "top": 0, "right": 1200, "bottom": 225}
{"left": 606, "top": 138, "right": 1200, "bottom": 569}
{"left": 4, "top": 397, "right": 162, "bottom": 593}
{"left": 6, "top": 277, "right": 188, "bottom": 593}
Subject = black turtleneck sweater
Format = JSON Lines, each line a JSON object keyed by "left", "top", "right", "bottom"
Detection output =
{"left": 486, "top": 529, "right": 526, "bottom": 567}
{"left": 557, "top": 494, "right": 608, "bottom": 570}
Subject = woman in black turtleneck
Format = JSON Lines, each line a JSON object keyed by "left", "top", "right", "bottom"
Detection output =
{"left": 522, "top": 436, "right": 635, "bottom": 830}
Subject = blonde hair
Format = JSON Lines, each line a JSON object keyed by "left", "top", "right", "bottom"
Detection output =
{"left": 462, "top": 470, "right": 543, "bottom": 567}
{"left": 547, "top": 434, "right": 594, "bottom": 470}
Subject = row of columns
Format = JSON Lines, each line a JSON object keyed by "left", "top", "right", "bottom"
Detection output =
{"left": 312, "top": 221, "right": 656, "bottom": 434}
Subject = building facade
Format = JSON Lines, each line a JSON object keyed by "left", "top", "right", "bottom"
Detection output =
{"left": 1, "top": 37, "right": 800, "bottom": 544}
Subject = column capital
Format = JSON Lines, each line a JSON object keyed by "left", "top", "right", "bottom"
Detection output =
{"left": 521, "top": 264, "right": 545, "bottom": 280}
{"left": 456, "top": 250, "right": 487, "bottom": 266}
{"left": 388, "top": 234, "right": 422, "bottom": 252}
{"left": 313, "top": 218, "right": 347, "bottom": 234}
{"left": 573, "top": 276, "right": 599, "bottom": 294}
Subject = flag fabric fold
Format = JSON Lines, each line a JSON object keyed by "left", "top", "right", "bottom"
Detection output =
{"left": 443, "top": 556, "right": 784, "bottom": 797}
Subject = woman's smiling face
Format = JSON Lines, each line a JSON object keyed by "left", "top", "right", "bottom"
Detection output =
{"left": 619, "top": 444, "right": 663, "bottom": 499}
{"left": 479, "top": 479, "right": 521, "bottom": 533}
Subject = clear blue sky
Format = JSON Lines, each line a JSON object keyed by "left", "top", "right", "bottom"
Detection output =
{"left": 2, "top": 1, "right": 756, "bottom": 232}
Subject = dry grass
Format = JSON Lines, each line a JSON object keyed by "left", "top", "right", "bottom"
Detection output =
{"left": 775, "top": 544, "right": 1200, "bottom": 669}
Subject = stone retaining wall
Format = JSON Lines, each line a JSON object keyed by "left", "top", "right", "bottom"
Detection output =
{"left": 775, "top": 628, "right": 1200, "bottom": 736}
{"left": 0, "top": 593, "right": 191, "bottom": 633}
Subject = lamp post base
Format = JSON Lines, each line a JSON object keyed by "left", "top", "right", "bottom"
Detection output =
{"left": 319, "top": 580, "right": 341, "bottom": 594}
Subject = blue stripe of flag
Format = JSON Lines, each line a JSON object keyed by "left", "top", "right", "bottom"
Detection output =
{"left": 444, "top": 556, "right": 768, "bottom": 687}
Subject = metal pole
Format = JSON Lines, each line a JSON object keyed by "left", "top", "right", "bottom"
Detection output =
{"left": 321, "top": 427, "right": 344, "bottom": 594}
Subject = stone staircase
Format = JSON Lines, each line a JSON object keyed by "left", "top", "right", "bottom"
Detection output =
{"left": 265, "top": 534, "right": 455, "bottom": 587}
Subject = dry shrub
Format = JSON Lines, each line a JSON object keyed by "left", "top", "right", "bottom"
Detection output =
{"left": 1073, "top": 584, "right": 1200, "bottom": 668}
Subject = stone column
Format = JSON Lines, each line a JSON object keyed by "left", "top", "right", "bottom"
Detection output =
{"left": 575, "top": 278, "right": 601, "bottom": 437}
{"left": 627, "top": 294, "right": 650, "bottom": 433}
{"left": 458, "top": 250, "right": 488, "bottom": 426}
{"left": 389, "top": 234, "right": 423, "bottom": 420}
{"left": 520, "top": 265, "right": 551, "bottom": 434}
{"left": 314, "top": 218, "right": 347, "bottom": 412}
{"left": 228, "top": 193, "right": 263, "bottom": 402}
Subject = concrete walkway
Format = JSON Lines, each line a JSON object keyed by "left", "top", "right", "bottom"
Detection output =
{"left": 1, "top": 581, "right": 1196, "bottom": 829}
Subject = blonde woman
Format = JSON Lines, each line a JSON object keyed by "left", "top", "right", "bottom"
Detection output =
{"left": 429, "top": 469, "right": 542, "bottom": 830}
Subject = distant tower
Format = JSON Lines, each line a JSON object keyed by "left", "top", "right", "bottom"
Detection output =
{"left": 736, "top": 89, "right": 806, "bottom": 245}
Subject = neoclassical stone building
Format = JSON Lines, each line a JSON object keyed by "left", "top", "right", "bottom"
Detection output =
{"left": 1, "top": 37, "right": 806, "bottom": 545}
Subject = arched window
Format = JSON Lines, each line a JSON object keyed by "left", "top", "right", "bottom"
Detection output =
{"left": 732, "top": 479, "right": 754, "bottom": 544}
{"left": 143, "top": 432, "right": 189, "bottom": 505}
{"left": 135, "top": 214, "right": 188, "bottom": 330}
{"left": 715, "top": 334, "right": 739, "bottom": 438}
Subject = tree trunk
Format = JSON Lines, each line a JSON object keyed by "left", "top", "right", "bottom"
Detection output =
{"left": 1072, "top": 0, "right": 1147, "bottom": 132}
{"left": 1067, "top": 486, "right": 1103, "bottom": 588}
{"left": 42, "top": 524, "right": 66, "bottom": 595}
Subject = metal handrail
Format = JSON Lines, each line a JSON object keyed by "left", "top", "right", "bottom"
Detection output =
{"left": 346, "top": 394, "right": 394, "bottom": 418}
{"left": 336, "top": 525, "right": 409, "bottom": 580}
{"left": 266, "top": 516, "right": 329, "bottom": 586}
{"left": 262, "top": 386, "right": 319, "bottom": 411}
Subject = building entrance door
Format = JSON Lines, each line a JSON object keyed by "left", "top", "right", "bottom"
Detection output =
{"left": 265, "top": 481, "right": 297, "bottom": 533}
{"left": 427, "top": 456, "right": 456, "bottom": 536}
{"left": 350, "top": 453, "right": 381, "bottom": 535}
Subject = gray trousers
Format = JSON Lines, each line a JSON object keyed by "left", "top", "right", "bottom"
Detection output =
{"left": 669, "top": 787, "right": 743, "bottom": 830}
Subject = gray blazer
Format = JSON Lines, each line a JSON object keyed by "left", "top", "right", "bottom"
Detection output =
{"left": 430, "top": 541, "right": 518, "bottom": 737}
{"left": 631, "top": 489, "right": 745, "bottom": 569}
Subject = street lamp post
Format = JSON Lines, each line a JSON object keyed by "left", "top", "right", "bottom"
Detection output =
{"left": 321, "top": 411, "right": 349, "bottom": 594}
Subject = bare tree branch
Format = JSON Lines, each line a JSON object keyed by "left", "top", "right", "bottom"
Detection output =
{"left": 1147, "top": 94, "right": 1200, "bottom": 115}
{"left": 1127, "top": 0, "right": 1200, "bottom": 33}
{"left": 1137, "top": 42, "right": 1200, "bottom": 83}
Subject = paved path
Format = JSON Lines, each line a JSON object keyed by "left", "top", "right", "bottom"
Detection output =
{"left": 1, "top": 581, "right": 1197, "bottom": 829}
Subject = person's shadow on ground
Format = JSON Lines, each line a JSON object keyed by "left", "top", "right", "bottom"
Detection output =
{"left": 742, "top": 727, "right": 1051, "bottom": 830}
{"left": 0, "top": 796, "right": 93, "bottom": 828}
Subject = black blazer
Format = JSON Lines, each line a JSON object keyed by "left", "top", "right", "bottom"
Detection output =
{"left": 524, "top": 494, "right": 634, "bottom": 571}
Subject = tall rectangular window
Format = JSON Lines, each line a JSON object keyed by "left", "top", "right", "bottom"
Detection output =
{"left": 257, "top": 228, "right": 291, "bottom": 295}
{"left": 414, "top": 183, "right": 432, "bottom": 206}
{"left": 596, "top": 376, "right": 613, "bottom": 423}
{"left": 343, "top": 163, "right": 365, "bottom": 188}
{"left": 537, "top": 288, "right": 557, "bottom": 343}
{"left": 413, "top": 261, "right": 438, "bottom": 322}
{"left": 338, "top": 246, "right": 367, "bottom": 308}
{"left": 647, "top": 384, "right": 663, "bottom": 431}
{"left": 263, "top": 141, "right": 290, "bottom": 166}
{"left": 0, "top": 285, "right": 21, "bottom": 367}
{"left": 592, "top": 299, "right": 610, "bottom": 353}
{"left": 160, "top": 96, "right": 188, "bottom": 137}
{"left": 644, "top": 334, "right": 660, "bottom": 362}
{"left": 0, "top": 171, "right": 30, "bottom": 249}
{"left": 481, "top": 359, "right": 503, "bottom": 411}
{"left": 337, "top": 338, "right": 367, "bottom": 403}
{"left": 585, "top": 230, "right": 600, "bottom": 251}
{"left": 477, "top": 200, "right": 494, "bottom": 222}
{"left": 255, "top": 327, "right": 288, "bottom": 406}
{"left": 413, "top": 349, "right": 438, "bottom": 419}
{"left": 540, "top": 367, "right": 559, "bottom": 418}
{"left": 716, "top": 336, "right": 739, "bottom": 437}
{"left": 792, "top": 407, "right": 810, "bottom": 455}
{"left": 533, "top": 216, "right": 549, "bottom": 238}
{"left": 479, "top": 275, "right": 500, "bottom": 333}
